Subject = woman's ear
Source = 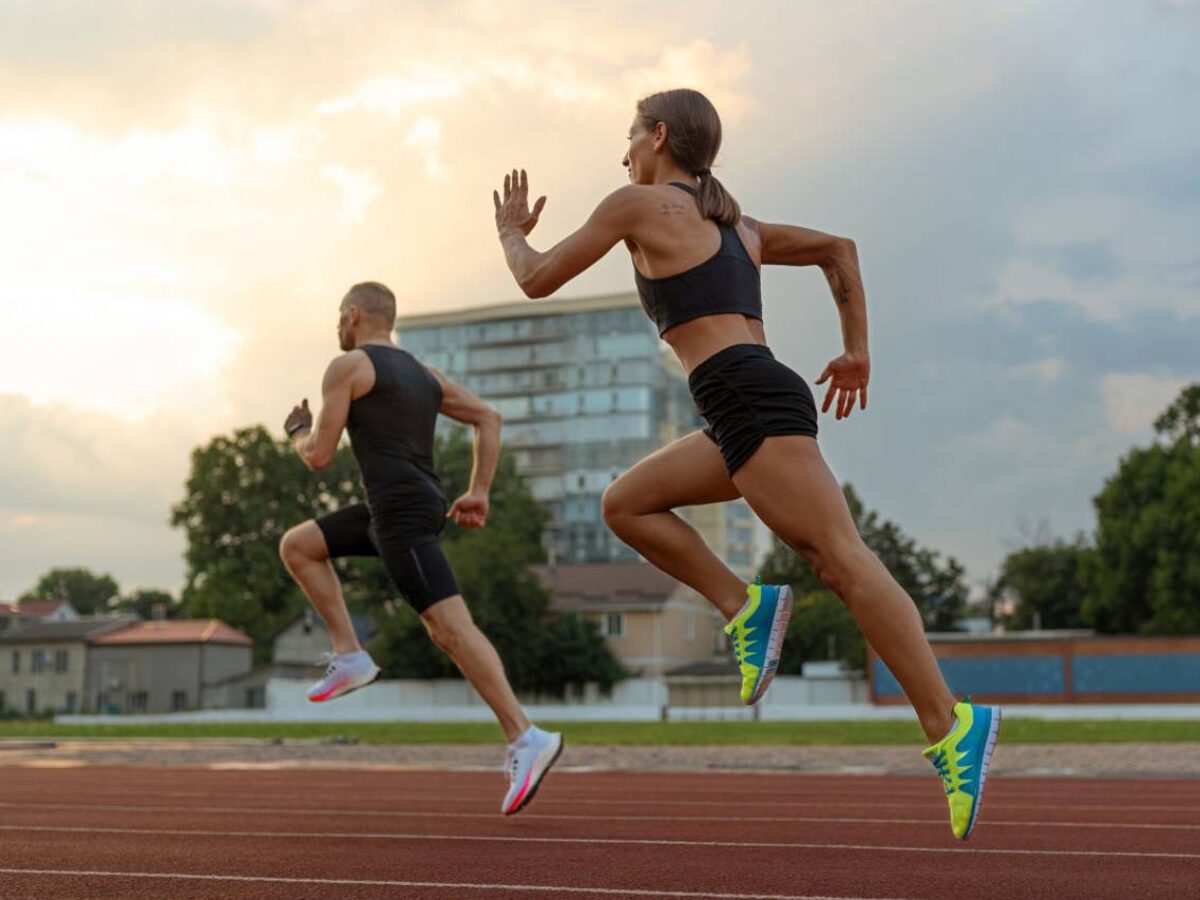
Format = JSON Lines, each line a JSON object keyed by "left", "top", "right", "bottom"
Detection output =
{"left": 653, "top": 121, "right": 668, "bottom": 152}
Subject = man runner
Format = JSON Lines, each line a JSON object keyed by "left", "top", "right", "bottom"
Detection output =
{"left": 278, "top": 280, "right": 562, "bottom": 815}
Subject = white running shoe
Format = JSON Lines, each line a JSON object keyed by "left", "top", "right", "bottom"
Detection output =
{"left": 306, "top": 650, "right": 380, "bottom": 703}
{"left": 501, "top": 726, "right": 563, "bottom": 816}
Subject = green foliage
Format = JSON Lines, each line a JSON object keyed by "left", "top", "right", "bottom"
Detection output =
{"left": 773, "top": 590, "right": 866, "bottom": 674}
{"left": 18, "top": 567, "right": 119, "bottom": 614}
{"left": 170, "top": 426, "right": 367, "bottom": 657}
{"left": 761, "top": 483, "right": 968, "bottom": 672}
{"left": 115, "top": 589, "right": 182, "bottom": 620}
{"left": 1083, "top": 384, "right": 1200, "bottom": 634}
{"left": 990, "top": 537, "right": 1092, "bottom": 631}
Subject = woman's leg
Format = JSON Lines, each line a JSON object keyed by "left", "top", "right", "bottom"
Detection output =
{"left": 279, "top": 521, "right": 362, "bottom": 655}
{"left": 731, "top": 435, "right": 956, "bottom": 742}
{"left": 602, "top": 431, "right": 748, "bottom": 620}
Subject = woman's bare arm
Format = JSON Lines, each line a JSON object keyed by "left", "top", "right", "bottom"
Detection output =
{"left": 745, "top": 217, "right": 869, "bottom": 419}
{"left": 494, "top": 169, "right": 640, "bottom": 298}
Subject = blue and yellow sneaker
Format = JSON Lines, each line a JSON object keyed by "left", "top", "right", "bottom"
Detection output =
{"left": 724, "top": 578, "right": 793, "bottom": 705}
{"left": 923, "top": 698, "right": 1002, "bottom": 840}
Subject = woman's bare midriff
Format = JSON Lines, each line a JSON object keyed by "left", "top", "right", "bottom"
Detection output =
{"left": 663, "top": 313, "right": 769, "bottom": 375}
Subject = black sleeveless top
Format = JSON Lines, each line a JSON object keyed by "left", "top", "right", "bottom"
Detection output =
{"left": 633, "top": 182, "right": 763, "bottom": 337}
{"left": 346, "top": 344, "right": 445, "bottom": 508}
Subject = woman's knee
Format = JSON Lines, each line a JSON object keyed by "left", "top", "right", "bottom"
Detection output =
{"left": 601, "top": 480, "right": 634, "bottom": 528}
{"left": 803, "top": 537, "right": 874, "bottom": 597}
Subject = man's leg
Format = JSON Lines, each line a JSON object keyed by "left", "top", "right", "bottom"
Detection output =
{"left": 421, "top": 595, "right": 530, "bottom": 743}
{"left": 279, "top": 519, "right": 361, "bottom": 655}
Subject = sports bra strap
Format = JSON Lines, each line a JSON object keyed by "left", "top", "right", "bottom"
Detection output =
{"left": 667, "top": 181, "right": 697, "bottom": 195}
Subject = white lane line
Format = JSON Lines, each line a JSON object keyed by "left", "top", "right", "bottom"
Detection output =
{"left": 0, "top": 868, "right": 907, "bottom": 900}
{"left": 7, "top": 824, "right": 1200, "bottom": 860}
{"left": 301, "top": 793, "right": 1200, "bottom": 816}
{"left": 3, "top": 800, "right": 1197, "bottom": 831}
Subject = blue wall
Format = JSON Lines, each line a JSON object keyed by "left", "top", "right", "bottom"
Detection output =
{"left": 1073, "top": 654, "right": 1200, "bottom": 694}
{"left": 874, "top": 649, "right": 1200, "bottom": 699}
{"left": 873, "top": 656, "right": 1064, "bottom": 698}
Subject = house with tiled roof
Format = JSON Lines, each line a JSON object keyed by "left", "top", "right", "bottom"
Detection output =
{"left": 85, "top": 619, "right": 253, "bottom": 714}
{"left": 0, "top": 617, "right": 136, "bottom": 714}
{"left": 14, "top": 600, "right": 79, "bottom": 623}
{"left": 533, "top": 561, "right": 728, "bottom": 677}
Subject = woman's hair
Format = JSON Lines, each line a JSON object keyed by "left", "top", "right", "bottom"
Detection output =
{"left": 637, "top": 88, "right": 740, "bottom": 226}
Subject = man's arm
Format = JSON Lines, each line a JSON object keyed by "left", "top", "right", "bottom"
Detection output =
{"left": 287, "top": 355, "right": 358, "bottom": 470}
{"left": 495, "top": 171, "right": 637, "bottom": 299}
{"left": 745, "top": 216, "right": 867, "bottom": 356}
{"left": 428, "top": 368, "right": 501, "bottom": 527}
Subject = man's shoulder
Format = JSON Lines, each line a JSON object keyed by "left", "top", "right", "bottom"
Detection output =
{"left": 323, "top": 349, "right": 373, "bottom": 384}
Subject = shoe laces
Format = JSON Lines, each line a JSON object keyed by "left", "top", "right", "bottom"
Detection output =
{"left": 929, "top": 749, "right": 955, "bottom": 796}
{"left": 727, "top": 624, "right": 755, "bottom": 663}
{"left": 316, "top": 652, "right": 339, "bottom": 679}
{"left": 503, "top": 747, "right": 519, "bottom": 784}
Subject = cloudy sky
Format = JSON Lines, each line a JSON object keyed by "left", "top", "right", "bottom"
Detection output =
{"left": 1, "top": 0, "right": 1197, "bottom": 600}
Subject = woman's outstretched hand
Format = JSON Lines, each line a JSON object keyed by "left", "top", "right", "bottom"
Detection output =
{"left": 816, "top": 352, "right": 870, "bottom": 420}
{"left": 494, "top": 168, "right": 546, "bottom": 236}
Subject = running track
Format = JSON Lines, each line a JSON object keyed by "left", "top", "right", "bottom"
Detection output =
{"left": 1, "top": 766, "right": 1197, "bottom": 899}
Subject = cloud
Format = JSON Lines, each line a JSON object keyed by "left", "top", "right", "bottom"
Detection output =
{"left": 1101, "top": 372, "right": 1191, "bottom": 435}
{"left": 0, "top": 0, "right": 1197, "bottom": 597}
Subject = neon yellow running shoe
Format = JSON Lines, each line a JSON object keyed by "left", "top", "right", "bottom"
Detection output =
{"left": 923, "top": 698, "right": 1002, "bottom": 840}
{"left": 724, "top": 578, "right": 793, "bottom": 705}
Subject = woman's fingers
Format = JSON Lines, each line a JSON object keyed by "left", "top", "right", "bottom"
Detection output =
{"left": 493, "top": 189, "right": 501, "bottom": 211}
{"left": 532, "top": 195, "right": 546, "bottom": 218}
{"left": 821, "top": 380, "right": 836, "bottom": 413}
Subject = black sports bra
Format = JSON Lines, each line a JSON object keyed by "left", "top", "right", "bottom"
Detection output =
{"left": 633, "top": 182, "right": 763, "bottom": 337}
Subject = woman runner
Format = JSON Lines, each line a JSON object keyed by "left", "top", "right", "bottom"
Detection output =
{"left": 491, "top": 88, "right": 1000, "bottom": 840}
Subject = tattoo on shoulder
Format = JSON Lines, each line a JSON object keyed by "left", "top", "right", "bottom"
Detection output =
{"left": 659, "top": 201, "right": 688, "bottom": 216}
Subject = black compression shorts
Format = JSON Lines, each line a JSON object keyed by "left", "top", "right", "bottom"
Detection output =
{"left": 688, "top": 343, "right": 819, "bottom": 476}
{"left": 315, "top": 503, "right": 459, "bottom": 614}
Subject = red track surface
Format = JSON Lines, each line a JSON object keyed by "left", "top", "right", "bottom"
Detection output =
{"left": 1, "top": 766, "right": 1197, "bottom": 899}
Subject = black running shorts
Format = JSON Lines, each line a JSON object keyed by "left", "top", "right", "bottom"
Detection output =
{"left": 688, "top": 343, "right": 819, "bottom": 476}
{"left": 315, "top": 503, "right": 459, "bottom": 614}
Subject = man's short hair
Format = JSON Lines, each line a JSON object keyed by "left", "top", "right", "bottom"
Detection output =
{"left": 344, "top": 281, "right": 396, "bottom": 326}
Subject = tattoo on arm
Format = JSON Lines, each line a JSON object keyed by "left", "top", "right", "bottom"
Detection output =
{"left": 824, "top": 263, "right": 853, "bottom": 306}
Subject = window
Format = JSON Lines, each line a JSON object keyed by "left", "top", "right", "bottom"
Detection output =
{"left": 685, "top": 613, "right": 697, "bottom": 643}
{"left": 245, "top": 687, "right": 265, "bottom": 709}
{"left": 128, "top": 691, "right": 149, "bottom": 712}
{"left": 172, "top": 691, "right": 188, "bottom": 711}
{"left": 31, "top": 650, "right": 46, "bottom": 674}
{"left": 0, "top": 690, "right": 6, "bottom": 711}
{"left": 603, "top": 612, "right": 625, "bottom": 638}
{"left": 11, "top": 651, "right": 18, "bottom": 674}
{"left": 64, "top": 692, "right": 77, "bottom": 713}
{"left": 55, "top": 650, "right": 69, "bottom": 673}
{"left": 25, "top": 690, "right": 36, "bottom": 715}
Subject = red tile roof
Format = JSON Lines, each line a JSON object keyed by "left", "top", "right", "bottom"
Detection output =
{"left": 14, "top": 600, "right": 71, "bottom": 618}
{"left": 89, "top": 619, "right": 253, "bottom": 647}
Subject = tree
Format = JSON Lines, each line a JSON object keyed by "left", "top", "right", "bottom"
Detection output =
{"left": 19, "top": 568, "right": 119, "bottom": 615}
{"left": 761, "top": 483, "right": 969, "bottom": 671}
{"left": 1082, "top": 384, "right": 1200, "bottom": 634}
{"left": 171, "top": 426, "right": 367, "bottom": 657}
{"left": 116, "top": 589, "right": 183, "bottom": 620}
{"left": 989, "top": 536, "right": 1091, "bottom": 631}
